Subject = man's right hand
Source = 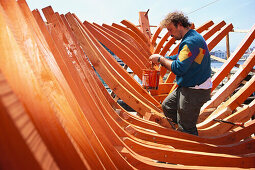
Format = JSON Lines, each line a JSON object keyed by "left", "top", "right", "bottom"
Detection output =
{"left": 149, "top": 54, "right": 162, "bottom": 64}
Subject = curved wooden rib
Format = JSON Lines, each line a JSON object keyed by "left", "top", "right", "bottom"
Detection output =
{"left": 121, "top": 20, "right": 151, "bottom": 49}
{"left": 68, "top": 13, "right": 166, "bottom": 118}
{"left": 112, "top": 23, "right": 152, "bottom": 56}
{"left": 102, "top": 23, "right": 151, "bottom": 58}
{"left": 138, "top": 11, "right": 151, "bottom": 39}
{"left": 84, "top": 21, "right": 145, "bottom": 79}
{"left": 150, "top": 26, "right": 162, "bottom": 47}
{"left": 195, "top": 20, "right": 214, "bottom": 33}
{"left": 153, "top": 31, "right": 170, "bottom": 54}
{"left": 123, "top": 137, "right": 255, "bottom": 168}
{"left": 0, "top": 72, "right": 43, "bottom": 170}
{"left": 198, "top": 75, "right": 255, "bottom": 129}
{"left": 0, "top": 1, "right": 91, "bottom": 169}
{"left": 211, "top": 24, "right": 255, "bottom": 91}
{"left": 198, "top": 100, "right": 255, "bottom": 136}
{"left": 93, "top": 22, "right": 151, "bottom": 68}
{"left": 79, "top": 23, "right": 163, "bottom": 113}
{"left": 198, "top": 49, "right": 255, "bottom": 123}
{"left": 83, "top": 24, "right": 161, "bottom": 110}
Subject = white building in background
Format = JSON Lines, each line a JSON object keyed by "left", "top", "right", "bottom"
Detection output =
{"left": 210, "top": 50, "right": 226, "bottom": 60}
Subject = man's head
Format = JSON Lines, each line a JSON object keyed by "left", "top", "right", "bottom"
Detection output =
{"left": 160, "top": 11, "right": 191, "bottom": 40}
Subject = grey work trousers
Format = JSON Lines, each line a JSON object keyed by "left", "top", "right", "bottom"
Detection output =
{"left": 162, "top": 87, "right": 211, "bottom": 135}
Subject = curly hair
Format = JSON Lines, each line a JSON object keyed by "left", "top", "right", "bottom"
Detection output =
{"left": 160, "top": 11, "right": 191, "bottom": 28}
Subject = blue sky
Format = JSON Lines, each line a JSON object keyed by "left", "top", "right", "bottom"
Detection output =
{"left": 26, "top": 0, "right": 255, "bottom": 51}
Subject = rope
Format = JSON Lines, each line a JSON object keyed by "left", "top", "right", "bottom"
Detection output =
{"left": 186, "top": 0, "right": 221, "bottom": 15}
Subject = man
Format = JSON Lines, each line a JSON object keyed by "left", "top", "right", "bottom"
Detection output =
{"left": 149, "top": 11, "right": 212, "bottom": 135}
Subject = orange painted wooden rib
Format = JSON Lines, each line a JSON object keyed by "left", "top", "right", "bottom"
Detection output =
{"left": 0, "top": 70, "right": 59, "bottom": 170}
{"left": 149, "top": 83, "right": 174, "bottom": 95}
{"left": 32, "top": 7, "right": 116, "bottom": 169}
{"left": 112, "top": 23, "right": 152, "bottom": 56}
{"left": 195, "top": 20, "right": 214, "bottom": 33}
{"left": 49, "top": 18, "right": 139, "bottom": 170}
{"left": 102, "top": 23, "right": 151, "bottom": 58}
{"left": 153, "top": 31, "right": 170, "bottom": 54}
{"left": 122, "top": 150, "right": 246, "bottom": 169}
{"left": 36, "top": 8, "right": 130, "bottom": 169}
{"left": 19, "top": 3, "right": 109, "bottom": 169}
{"left": 0, "top": 2, "right": 90, "bottom": 169}
{"left": 121, "top": 20, "right": 151, "bottom": 48}
{"left": 198, "top": 49, "right": 255, "bottom": 123}
{"left": 77, "top": 23, "right": 163, "bottom": 112}
{"left": 211, "top": 24, "right": 255, "bottom": 91}
{"left": 138, "top": 11, "right": 151, "bottom": 39}
{"left": 150, "top": 26, "right": 162, "bottom": 47}
{"left": 159, "top": 37, "right": 176, "bottom": 56}
{"left": 0, "top": 72, "right": 43, "bottom": 170}
{"left": 83, "top": 21, "right": 146, "bottom": 79}
{"left": 207, "top": 23, "right": 234, "bottom": 51}
{"left": 203, "top": 20, "right": 226, "bottom": 40}
{"left": 93, "top": 22, "right": 151, "bottom": 68}
{"left": 124, "top": 125, "right": 255, "bottom": 155}
{"left": 40, "top": 8, "right": 129, "bottom": 169}
{"left": 198, "top": 75, "right": 255, "bottom": 130}
{"left": 122, "top": 137, "right": 255, "bottom": 168}
{"left": 199, "top": 101, "right": 255, "bottom": 136}
{"left": 120, "top": 108, "right": 255, "bottom": 145}
{"left": 67, "top": 13, "right": 163, "bottom": 116}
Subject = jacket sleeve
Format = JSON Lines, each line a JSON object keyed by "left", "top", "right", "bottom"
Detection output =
{"left": 165, "top": 54, "right": 177, "bottom": 60}
{"left": 171, "top": 43, "right": 199, "bottom": 76}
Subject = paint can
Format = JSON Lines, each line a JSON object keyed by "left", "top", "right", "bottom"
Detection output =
{"left": 142, "top": 69, "right": 160, "bottom": 90}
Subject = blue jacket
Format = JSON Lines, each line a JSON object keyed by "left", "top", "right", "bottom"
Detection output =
{"left": 166, "top": 29, "right": 211, "bottom": 87}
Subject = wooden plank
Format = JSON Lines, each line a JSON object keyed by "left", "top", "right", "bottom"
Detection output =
{"left": 112, "top": 23, "right": 152, "bottom": 55}
{"left": 199, "top": 101, "right": 255, "bottom": 136}
{"left": 0, "top": 72, "right": 42, "bottom": 170}
{"left": 153, "top": 31, "right": 170, "bottom": 54}
{"left": 93, "top": 22, "right": 151, "bottom": 68}
{"left": 138, "top": 11, "right": 151, "bottom": 39}
{"left": 0, "top": 1, "right": 90, "bottom": 169}
{"left": 103, "top": 23, "right": 151, "bottom": 57}
{"left": 211, "top": 24, "right": 255, "bottom": 91}
{"left": 198, "top": 75, "right": 255, "bottom": 130}
{"left": 199, "top": 49, "right": 255, "bottom": 123}
{"left": 121, "top": 20, "right": 152, "bottom": 50}
{"left": 150, "top": 26, "right": 162, "bottom": 47}
{"left": 83, "top": 21, "right": 145, "bottom": 79}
